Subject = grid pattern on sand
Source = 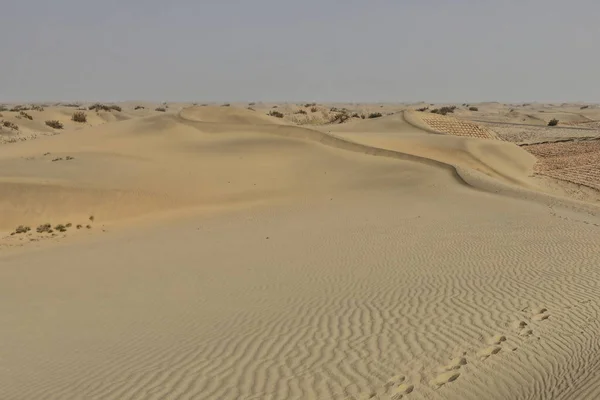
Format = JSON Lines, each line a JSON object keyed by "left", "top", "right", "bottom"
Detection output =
{"left": 525, "top": 140, "right": 600, "bottom": 190}
{"left": 419, "top": 114, "right": 499, "bottom": 139}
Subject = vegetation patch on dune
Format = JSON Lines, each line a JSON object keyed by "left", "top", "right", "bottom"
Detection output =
{"left": 45, "top": 120, "right": 64, "bottom": 129}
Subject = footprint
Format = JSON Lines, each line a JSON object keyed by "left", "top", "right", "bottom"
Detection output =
{"left": 532, "top": 312, "right": 550, "bottom": 321}
{"left": 439, "top": 357, "right": 467, "bottom": 372}
{"left": 384, "top": 375, "right": 405, "bottom": 389}
{"left": 430, "top": 371, "right": 460, "bottom": 387}
{"left": 389, "top": 383, "right": 414, "bottom": 399}
{"left": 477, "top": 346, "right": 502, "bottom": 359}
{"left": 487, "top": 335, "right": 507, "bottom": 345}
{"left": 519, "top": 328, "right": 534, "bottom": 336}
{"left": 512, "top": 320, "right": 528, "bottom": 331}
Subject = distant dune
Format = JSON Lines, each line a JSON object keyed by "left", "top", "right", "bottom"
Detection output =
{"left": 1, "top": 102, "right": 600, "bottom": 399}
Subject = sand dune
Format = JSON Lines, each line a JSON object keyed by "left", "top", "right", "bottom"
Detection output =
{"left": 1, "top": 103, "right": 600, "bottom": 399}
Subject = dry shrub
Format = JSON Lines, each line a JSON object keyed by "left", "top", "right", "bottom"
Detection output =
{"left": 71, "top": 111, "right": 87, "bottom": 123}
{"left": 19, "top": 111, "right": 33, "bottom": 120}
{"left": 268, "top": 110, "right": 284, "bottom": 118}
{"left": 2, "top": 120, "right": 19, "bottom": 130}
{"left": 155, "top": 107, "right": 166, "bottom": 112}
{"left": 45, "top": 120, "right": 64, "bottom": 129}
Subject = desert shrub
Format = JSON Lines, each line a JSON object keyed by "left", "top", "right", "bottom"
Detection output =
{"left": 221, "top": 103, "right": 230, "bottom": 107}
{"left": 37, "top": 223, "right": 52, "bottom": 233}
{"left": 155, "top": 107, "right": 166, "bottom": 112}
{"left": 469, "top": 107, "right": 479, "bottom": 111}
{"left": 431, "top": 106, "right": 455, "bottom": 115}
{"left": 360, "top": 114, "right": 366, "bottom": 119}
{"left": 351, "top": 113, "right": 360, "bottom": 118}
{"left": 63, "top": 103, "right": 80, "bottom": 108}
{"left": 0, "top": 105, "right": 7, "bottom": 112}
{"left": 581, "top": 105, "right": 589, "bottom": 109}
{"left": 45, "top": 120, "right": 64, "bottom": 129}
{"left": 247, "top": 107, "right": 255, "bottom": 111}
{"left": 548, "top": 118, "right": 559, "bottom": 126}
{"left": 89, "top": 103, "right": 120, "bottom": 112}
{"left": 10, "top": 105, "right": 30, "bottom": 112}
{"left": 14, "top": 225, "right": 31, "bottom": 234}
{"left": 304, "top": 103, "right": 316, "bottom": 108}
{"left": 2, "top": 120, "right": 19, "bottom": 130}
{"left": 368, "top": 112, "right": 383, "bottom": 119}
{"left": 295, "top": 109, "right": 307, "bottom": 115}
{"left": 19, "top": 111, "right": 33, "bottom": 120}
{"left": 268, "top": 110, "right": 284, "bottom": 118}
{"left": 134, "top": 106, "right": 145, "bottom": 110}
{"left": 89, "top": 103, "right": 110, "bottom": 112}
{"left": 31, "top": 105, "right": 44, "bottom": 111}
{"left": 310, "top": 107, "right": 318, "bottom": 113}
{"left": 272, "top": 105, "right": 278, "bottom": 108}
{"left": 71, "top": 111, "right": 87, "bottom": 123}
{"left": 416, "top": 107, "right": 429, "bottom": 112}
{"left": 248, "top": 102, "right": 256, "bottom": 106}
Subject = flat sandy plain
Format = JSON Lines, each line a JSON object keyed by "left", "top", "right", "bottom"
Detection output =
{"left": 1, "top": 101, "right": 600, "bottom": 399}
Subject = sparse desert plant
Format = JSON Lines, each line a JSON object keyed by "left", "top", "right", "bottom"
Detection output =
{"left": 469, "top": 107, "right": 479, "bottom": 111}
{"left": 66, "top": 156, "right": 74, "bottom": 160}
{"left": 581, "top": 105, "right": 589, "bottom": 109}
{"left": 89, "top": 215, "right": 95, "bottom": 222}
{"left": 134, "top": 106, "right": 145, "bottom": 110}
{"left": 86, "top": 224, "right": 92, "bottom": 229}
{"left": 71, "top": 111, "right": 87, "bottom": 123}
{"left": 247, "top": 107, "right": 255, "bottom": 111}
{"left": 14, "top": 225, "right": 31, "bottom": 234}
{"left": 368, "top": 112, "right": 383, "bottom": 119}
{"left": 2, "top": 120, "right": 19, "bottom": 130}
{"left": 45, "top": 120, "right": 63, "bottom": 129}
{"left": 63, "top": 103, "right": 80, "bottom": 108}
{"left": 272, "top": 105, "right": 278, "bottom": 108}
{"left": 31, "top": 105, "right": 44, "bottom": 111}
{"left": 351, "top": 113, "right": 360, "bottom": 118}
{"left": 416, "top": 107, "right": 429, "bottom": 112}
{"left": 304, "top": 103, "right": 317, "bottom": 108}
{"left": 431, "top": 106, "right": 455, "bottom": 115}
{"left": 66, "top": 223, "right": 72, "bottom": 228}
{"left": 37, "top": 223, "right": 52, "bottom": 233}
{"left": 268, "top": 110, "right": 284, "bottom": 118}
{"left": 248, "top": 102, "right": 256, "bottom": 106}
{"left": 155, "top": 107, "right": 166, "bottom": 112}
{"left": 54, "top": 224, "right": 67, "bottom": 232}
{"left": 0, "top": 105, "right": 7, "bottom": 112}
{"left": 360, "top": 114, "right": 366, "bottom": 119}
{"left": 548, "top": 118, "right": 559, "bottom": 126}
{"left": 76, "top": 224, "right": 83, "bottom": 229}
{"left": 18, "top": 111, "right": 32, "bottom": 120}
{"left": 89, "top": 103, "right": 120, "bottom": 112}
{"left": 310, "top": 107, "right": 318, "bottom": 113}
{"left": 221, "top": 103, "right": 231, "bottom": 107}
{"left": 10, "top": 105, "right": 30, "bottom": 112}
{"left": 295, "top": 109, "right": 307, "bottom": 115}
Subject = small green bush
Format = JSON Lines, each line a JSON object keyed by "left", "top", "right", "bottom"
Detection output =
{"left": 548, "top": 118, "right": 559, "bottom": 126}
{"left": 368, "top": 112, "right": 383, "bottom": 119}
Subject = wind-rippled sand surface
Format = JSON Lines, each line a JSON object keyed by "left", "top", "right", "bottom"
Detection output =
{"left": 1, "top": 104, "right": 600, "bottom": 399}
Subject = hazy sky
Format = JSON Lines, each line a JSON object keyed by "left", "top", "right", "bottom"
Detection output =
{"left": 2, "top": 0, "right": 599, "bottom": 103}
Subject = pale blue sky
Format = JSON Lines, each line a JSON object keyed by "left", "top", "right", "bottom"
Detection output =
{"left": 2, "top": 0, "right": 599, "bottom": 103}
